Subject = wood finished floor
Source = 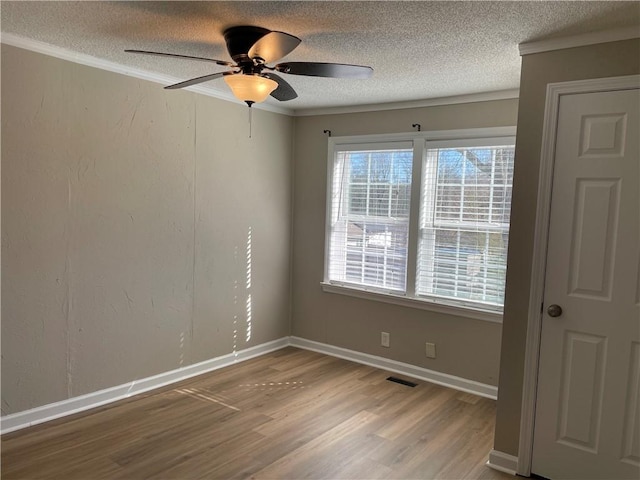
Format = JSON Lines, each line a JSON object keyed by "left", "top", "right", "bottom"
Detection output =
{"left": 1, "top": 347, "right": 513, "bottom": 480}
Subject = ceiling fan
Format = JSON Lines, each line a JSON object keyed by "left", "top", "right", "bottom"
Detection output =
{"left": 126, "top": 25, "right": 373, "bottom": 107}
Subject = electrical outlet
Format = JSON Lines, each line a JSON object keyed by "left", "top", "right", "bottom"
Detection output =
{"left": 381, "top": 332, "right": 390, "bottom": 348}
{"left": 425, "top": 342, "right": 436, "bottom": 358}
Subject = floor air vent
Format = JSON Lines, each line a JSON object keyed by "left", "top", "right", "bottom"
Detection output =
{"left": 386, "top": 376, "right": 417, "bottom": 387}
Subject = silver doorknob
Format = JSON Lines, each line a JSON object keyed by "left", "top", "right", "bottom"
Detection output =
{"left": 547, "top": 304, "right": 563, "bottom": 317}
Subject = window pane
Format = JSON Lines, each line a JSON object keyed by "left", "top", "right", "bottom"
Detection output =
{"left": 427, "top": 228, "right": 508, "bottom": 304}
{"left": 328, "top": 148, "right": 413, "bottom": 292}
{"left": 417, "top": 145, "right": 515, "bottom": 309}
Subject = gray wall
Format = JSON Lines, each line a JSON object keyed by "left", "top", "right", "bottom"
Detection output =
{"left": 494, "top": 38, "right": 640, "bottom": 457}
{"left": 9, "top": 35, "right": 633, "bottom": 446}
{"left": 290, "top": 100, "right": 518, "bottom": 386}
{"left": 1, "top": 45, "right": 293, "bottom": 415}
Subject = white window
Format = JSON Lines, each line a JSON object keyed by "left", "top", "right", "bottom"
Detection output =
{"left": 417, "top": 143, "right": 514, "bottom": 309}
{"left": 327, "top": 142, "right": 413, "bottom": 292}
{"left": 323, "top": 129, "right": 515, "bottom": 320}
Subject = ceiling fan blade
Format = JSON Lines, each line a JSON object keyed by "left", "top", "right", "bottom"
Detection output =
{"left": 164, "top": 71, "right": 230, "bottom": 90}
{"left": 248, "top": 31, "right": 301, "bottom": 64}
{"left": 275, "top": 62, "right": 373, "bottom": 79}
{"left": 125, "top": 49, "right": 234, "bottom": 67}
{"left": 265, "top": 73, "right": 298, "bottom": 101}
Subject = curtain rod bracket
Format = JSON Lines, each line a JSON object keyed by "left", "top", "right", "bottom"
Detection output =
{"left": 412, "top": 123, "right": 421, "bottom": 132}
{"left": 323, "top": 130, "right": 332, "bottom": 137}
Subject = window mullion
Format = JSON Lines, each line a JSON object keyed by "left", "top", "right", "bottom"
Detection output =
{"left": 484, "top": 149, "right": 497, "bottom": 302}
{"left": 459, "top": 149, "right": 466, "bottom": 223}
{"left": 454, "top": 228, "right": 461, "bottom": 297}
{"left": 383, "top": 154, "right": 393, "bottom": 288}
{"left": 362, "top": 153, "right": 372, "bottom": 285}
{"left": 483, "top": 231, "right": 489, "bottom": 301}
{"left": 489, "top": 149, "right": 496, "bottom": 224}
{"left": 454, "top": 150, "right": 467, "bottom": 297}
{"left": 388, "top": 154, "right": 394, "bottom": 217}
{"left": 340, "top": 157, "right": 349, "bottom": 281}
{"left": 405, "top": 138, "right": 424, "bottom": 297}
{"left": 425, "top": 149, "right": 438, "bottom": 295}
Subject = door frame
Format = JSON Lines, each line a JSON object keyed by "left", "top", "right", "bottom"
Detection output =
{"left": 517, "top": 74, "right": 640, "bottom": 477}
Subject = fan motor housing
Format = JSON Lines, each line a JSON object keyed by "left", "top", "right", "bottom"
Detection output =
{"left": 223, "top": 25, "right": 270, "bottom": 63}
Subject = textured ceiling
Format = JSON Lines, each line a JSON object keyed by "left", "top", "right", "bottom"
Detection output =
{"left": 2, "top": 1, "right": 639, "bottom": 113}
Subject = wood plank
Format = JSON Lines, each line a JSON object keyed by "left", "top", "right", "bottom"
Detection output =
{"left": 1, "top": 347, "right": 512, "bottom": 480}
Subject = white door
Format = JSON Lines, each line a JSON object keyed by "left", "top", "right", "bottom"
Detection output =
{"left": 532, "top": 87, "right": 640, "bottom": 479}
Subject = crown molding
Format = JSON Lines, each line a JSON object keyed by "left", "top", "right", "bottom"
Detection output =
{"left": 293, "top": 89, "right": 520, "bottom": 117}
{"left": 519, "top": 26, "right": 640, "bottom": 56}
{"left": 0, "top": 32, "right": 293, "bottom": 115}
{"left": 0, "top": 32, "right": 521, "bottom": 118}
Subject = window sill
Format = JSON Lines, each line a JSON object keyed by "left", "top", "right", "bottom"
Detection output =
{"left": 320, "top": 282, "right": 503, "bottom": 324}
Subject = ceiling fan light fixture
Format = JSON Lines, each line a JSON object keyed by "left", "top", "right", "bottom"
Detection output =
{"left": 127, "top": 25, "right": 372, "bottom": 104}
{"left": 224, "top": 74, "right": 278, "bottom": 106}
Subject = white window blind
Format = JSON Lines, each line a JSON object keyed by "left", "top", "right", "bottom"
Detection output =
{"left": 327, "top": 145, "right": 413, "bottom": 292}
{"left": 324, "top": 129, "right": 515, "bottom": 319}
{"left": 417, "top": 146, "right": 515, "bottom": 310}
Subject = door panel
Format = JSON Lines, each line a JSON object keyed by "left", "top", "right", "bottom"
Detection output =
{"left": 568, "top": 179, "right": 619, "bottom": 299}
{"left": 532, "top": 88, "right": 639, "bottom": 479}
{"left": 557, "top": 331, "right": 606, "bottom": 452}
{"left": 622, "top": 342, "right": 640, "bottom": 466}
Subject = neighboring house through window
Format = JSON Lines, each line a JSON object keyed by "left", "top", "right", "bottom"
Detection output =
{"left": 323, "top": 128, "right": 516, "bottom": 322}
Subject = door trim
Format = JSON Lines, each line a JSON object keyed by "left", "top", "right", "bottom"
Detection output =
{"left": 517, "top": 74, "right": 640, "bottom": 477}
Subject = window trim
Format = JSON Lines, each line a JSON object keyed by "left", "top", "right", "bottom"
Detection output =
{"left": 320, "top": 281, "right": 503, "bottom": 323}
{"left": 323, "top": 127, "right": 516, "bottom": 323}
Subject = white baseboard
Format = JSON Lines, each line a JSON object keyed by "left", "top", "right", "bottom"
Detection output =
{"left": 0, "top": 337, "right": 289, "bottom": 434}
{"left": 2, "top": 335, "right": 499, "bottom": 434}
{"left": 289, "top": 336, "right": 498, "bottom": 399}
{"left": 487, "top": 449, "right": 518, "bottom": 476}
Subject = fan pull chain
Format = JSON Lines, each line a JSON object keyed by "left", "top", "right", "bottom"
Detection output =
{"left": 248, "top": 103, "right": 253, "bottom": 138}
